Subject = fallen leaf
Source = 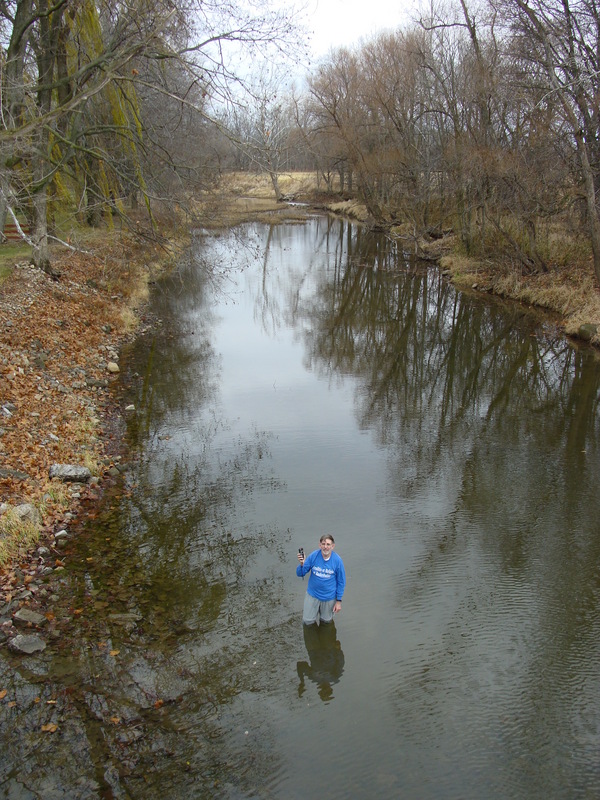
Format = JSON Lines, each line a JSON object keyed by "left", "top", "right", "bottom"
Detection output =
{"left": 73, "top": 608, "right": 83, "bottom": 615}
{"left": 41, "top": 723, "right": 58, "bottom": 733}
{"left": 109, "top": 716, "right": 121, "bottom": 724}
{"left": 154, "top": 699, "right": 164, "bottom": 709}
{"left": 0, "top": 690, "right": 7, "bottom": 700}
{"left": 7, "top": 701, "right": 16, "bottom": 708}
{"left": 109, "top": 650, "right": 120, "bottom": 657}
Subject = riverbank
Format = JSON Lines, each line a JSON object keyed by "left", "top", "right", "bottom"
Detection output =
{"left": 340, "top": 215, "right": 600, "bottom": 346}
{"left": 421, "top": 237, "right": 600, "bottom": 346}
{"left": 0, "top": 225, "right": 182, "bottom": 629}
{"left": 203, "top": 172, "right": 600, "bottom": 347}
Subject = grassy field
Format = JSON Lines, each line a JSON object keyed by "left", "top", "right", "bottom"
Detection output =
{"left": 0, "top": 243, "right": 29, "bottom": 283}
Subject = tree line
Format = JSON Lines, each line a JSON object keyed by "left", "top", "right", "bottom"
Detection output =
{"left": 225, "top": 0, "right": 600, "bottom": 283}
{"left": 4, "top": 0, "right": 600, "bottom": 284}
{"left": 329, "top": 0, "right": 600, "bottom": 284}
{"left": 0, "top": 0, "right": 299, "bottom": 272}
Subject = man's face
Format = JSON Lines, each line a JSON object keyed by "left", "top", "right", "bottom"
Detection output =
{"left": 320, "top": 538, "right": 334, "bottom": 558}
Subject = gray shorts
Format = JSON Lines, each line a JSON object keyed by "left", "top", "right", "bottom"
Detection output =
{"left": 303, "top": 593, "right": 335, "bottom": 625}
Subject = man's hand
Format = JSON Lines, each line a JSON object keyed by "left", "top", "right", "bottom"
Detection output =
{"left": 333, "top": 601, "right": 342, "bottom": 614}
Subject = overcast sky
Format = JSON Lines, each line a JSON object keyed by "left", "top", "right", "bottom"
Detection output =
{"left": 304, "top": 0, "right": 412, "bottom": 57}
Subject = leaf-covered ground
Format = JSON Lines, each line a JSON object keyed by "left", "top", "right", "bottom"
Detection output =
{"left": 0, "top": 237, "right": 155, "bottom": 600}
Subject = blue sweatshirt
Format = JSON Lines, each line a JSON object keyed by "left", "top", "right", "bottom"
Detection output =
{"left": 296, "top": 550, "right": 346, "bottom": 602}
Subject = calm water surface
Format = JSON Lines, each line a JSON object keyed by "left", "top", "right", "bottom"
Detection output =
{"left": 1, "top": 216, "right": 600, "bottom": 799}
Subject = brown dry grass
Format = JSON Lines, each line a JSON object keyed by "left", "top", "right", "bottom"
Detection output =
{"left": 326, "top": 199, "right": 371, "bottom": 222}
{"left": 438, "top": 245, "right": 600, "bottom": 343}
{"left": 0, "top": 508, "right": 40, "bottom": 566}
{"left": 216, "top": 171, "right": 317, "bottom": 198}
{"left": 194, "top": 171, "right": 324, "bottom": 228}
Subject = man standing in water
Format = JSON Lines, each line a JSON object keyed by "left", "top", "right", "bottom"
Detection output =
{"left": 297, "top": 534, "right": 346, "bottom": 625}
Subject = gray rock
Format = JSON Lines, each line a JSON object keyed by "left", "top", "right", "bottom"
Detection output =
{"left": 8, "top": 634, "right": 46, "bottom": 654}
{"left": 13, "top": 608, "right": 47, "bottom": 627}
{"left": 0, "top": 468, "right": 30, "bottom": 481}
{"left": 14, "top": 503, "right": 41, "bottom": 525}
{"left": 108, "top": 612, "right": 141, "bottom": 632}
{"left": 49, "top": 464, "right": 92, "bottom": 482}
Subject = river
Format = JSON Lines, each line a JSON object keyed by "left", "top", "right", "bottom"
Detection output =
{"left": 1, "top": 215, "right": 599, "bottom": 799}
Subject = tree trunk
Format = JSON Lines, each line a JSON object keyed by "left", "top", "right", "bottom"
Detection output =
{"left": 31, "top": 0, "right": 64, "bottom": 276}
{"left": 269, "top": 170, "right": 282, "bottom": 200}
{"left": 31, "top": 140, "right": 52, "bottom": 274}
{"left": 579, "top": 139, "right": 600, "bottom": 282}
{"left": 512, "top": 0, "right": 600, "bottom": 282}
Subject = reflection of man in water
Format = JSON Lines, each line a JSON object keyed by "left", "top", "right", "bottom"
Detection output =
{"left": 297, "top": 620, "right": 345, "bottom": 702}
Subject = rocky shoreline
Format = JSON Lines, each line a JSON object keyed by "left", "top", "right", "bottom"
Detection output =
{"left": 0, "top": 242, "right": 155, "bottom": 656}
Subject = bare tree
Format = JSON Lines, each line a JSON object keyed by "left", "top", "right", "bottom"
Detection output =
{"left": 498, "top": 0, "right": 600, "bottom": 281}
{"left": 0, "top": 0, "right": 303, "bottom": 271}
{"left": 227, "top": 67, "right": 298, "bottom": 200}
{"left": 308, "top": 47, "right": 387, "bottom": 220}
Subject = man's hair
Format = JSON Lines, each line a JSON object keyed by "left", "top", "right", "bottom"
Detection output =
{"left": 320, "top": 534, "right": 335, "bottom": 544}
